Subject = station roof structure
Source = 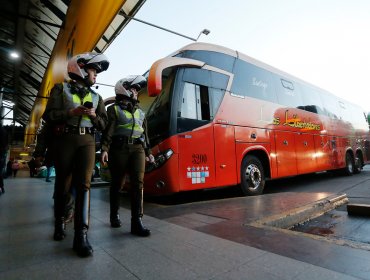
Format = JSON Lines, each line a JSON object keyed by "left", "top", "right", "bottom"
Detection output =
{"left": 0, "top": 0, "right": 146, "bottom": 144}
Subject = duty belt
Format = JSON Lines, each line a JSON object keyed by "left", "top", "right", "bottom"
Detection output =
{"left": 64, "top": 126, "right": 95, "bottom": 135}
{"left": 112, "top": 135, "right": 143, "bottom": 145}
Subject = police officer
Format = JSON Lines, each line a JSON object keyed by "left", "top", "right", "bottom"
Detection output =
{"left": 101, "top": 75, "right": 154, "bottom": 237}
{"left": 43, "top": 52, "right": 109, "bottom": 257}
{"left": 33, "top": 122, "right": 74, "bottom": 223}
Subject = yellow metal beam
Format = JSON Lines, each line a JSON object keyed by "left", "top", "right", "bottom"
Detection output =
{"left": 24, "top": 0, "right": 129, "bottom": 145}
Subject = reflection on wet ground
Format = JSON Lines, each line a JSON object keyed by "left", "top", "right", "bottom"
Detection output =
{"left": 140, "top": 168, "right": 370, "bottom": 279}
{"left": 292, "top": 207, "right": 370, "bottom": 245}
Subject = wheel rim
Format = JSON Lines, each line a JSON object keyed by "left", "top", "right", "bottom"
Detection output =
{"left": 245, "top": 164, "right": 261, "bottom": 190}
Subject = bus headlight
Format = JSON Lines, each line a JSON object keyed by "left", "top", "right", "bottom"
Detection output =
{"left": 164, "top": 149, "right": 174, "bottom": 159}
{"left": 145, "top": 149, "right": 174, "bottom": 173}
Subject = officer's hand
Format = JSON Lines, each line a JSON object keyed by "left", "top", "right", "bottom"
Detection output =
{"left": 69, "top": 105, "right": 86, "bottom": 116}
{"left": 34, "top": 157, "right": 44, "bottom": 168}
{"left": 85, "top": 107, "right": 96, "bottom": 119}
{"left": 146, "top": 154, "right": 155, "bottom": 163}
{"left": 101, "top": 151, "right": 108, "bottom": 165}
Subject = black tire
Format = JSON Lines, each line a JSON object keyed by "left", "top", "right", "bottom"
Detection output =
{"left": 240, "top": 155, "right": 265, "bottom": 196}
{"left": 353, "top": 153, "right": 362, "bottom": 174}
{"left": 342, "top": 152, "right": 354, "bottom": 176}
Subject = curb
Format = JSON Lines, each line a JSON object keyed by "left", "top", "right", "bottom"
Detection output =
{"left": 248, "top": 193, "right": 348, "bottom": 229}
{"left": 246, "top": 193, "right": 370, "bottom": 251}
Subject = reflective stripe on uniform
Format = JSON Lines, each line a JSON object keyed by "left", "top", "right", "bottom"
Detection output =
{"left": 63, "top": 83, "right": 99, "bottom": 127}
{"left": 113, "top": 105, "right": 145, "bottom": 138}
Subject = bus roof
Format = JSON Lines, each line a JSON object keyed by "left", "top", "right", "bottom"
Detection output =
{"left": 170, "top": 42, "right": 364, "bottom": 112}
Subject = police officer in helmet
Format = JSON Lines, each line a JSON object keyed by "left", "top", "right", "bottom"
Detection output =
{"left": 101, "top": 75, "right": 154, "bottom": 237}
{"left": 43, "top": 52, "right": 109, "bottom": 257}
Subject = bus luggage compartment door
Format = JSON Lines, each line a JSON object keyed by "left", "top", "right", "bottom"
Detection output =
{"left": 295, "top": 133, "right": 317, "bottom": 174}
{"left": 275, "top": 131, "right": 297, "bottom": 177}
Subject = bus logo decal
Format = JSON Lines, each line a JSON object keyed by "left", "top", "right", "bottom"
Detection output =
{"left": 187, "top": 166, "right": 209, "bottom": 184}
{"left": 272, "top": 110, "right": 321, "bottom": 131}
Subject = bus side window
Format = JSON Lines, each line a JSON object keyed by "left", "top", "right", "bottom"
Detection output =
{"left": 298, "top": 83, "right": 325, "bottom": 115}
{"left": 274, "top": 77, "right": 303, "bottom": 108}
{"left": 177, "top": 68, "right": 228, "bottom": 133}
{"left": 231, "top": 59, "right": 277, "bottom": 103}
{"left": 320, "top": 92, "right": 340, "bottom": 119}
{"left": 180, "top": 82, "right": 198, "bottom": 119}
{"left": 180, "top": 67, "right": 227, "bottom": 120}
{"left": 338, "top": 100, "right": 352, "bottom": 123}
{"left": 180, "top": 82, "right": 210, "bottom": 121}
{"left": 200, "top": 86, "right": 211, "bottom": 120}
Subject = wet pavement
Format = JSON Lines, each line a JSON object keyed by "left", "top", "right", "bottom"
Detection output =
{"left": 1, "top": 168, "right": 370, "bottom": 279}
{"left": 142, "top": 167, "right": 370, "bottom": 279}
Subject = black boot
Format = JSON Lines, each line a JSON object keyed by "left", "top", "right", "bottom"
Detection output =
{"left": 73, "top": 229, "right": 93, "bottom": 257}
{"left": 53, "top": 193, "right": 66, "bottom": 241}
{"left": 54, "top": 217, "right": 66, "bottom": 241}
{"left": 130, "top": 188, "right": 150, "bottom": 237}
{"left": 73, "top": 188, "right": 93, "bottom": 257}
{"left": 110, "top": 185, "right": 121, "bottom": 228}
{"left": 110, "top": 213, "right": 121, "bottom": 228}
{"left": 131, "top": 217, "right": 151, "bottom": 237}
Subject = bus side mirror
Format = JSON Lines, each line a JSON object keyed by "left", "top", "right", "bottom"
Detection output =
{"left": 147, "top": 57, "right": 205, "bottom": 97}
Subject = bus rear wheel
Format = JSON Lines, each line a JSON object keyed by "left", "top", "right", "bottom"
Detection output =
{"left": 342, "top": 152, "right": 355, "bottom": 176}
{"left": 240, "top": 155, "right": 265, "bottom": 196}
{"left": 353, "top": 153, "right": 362, "bottom": 174}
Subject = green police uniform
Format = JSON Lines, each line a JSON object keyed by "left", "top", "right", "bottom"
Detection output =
{"left": 43, "top": 81, "right": 107, "bottom": 250}
{"left": 101, "top": 102, "right": 151, "bottom": 236}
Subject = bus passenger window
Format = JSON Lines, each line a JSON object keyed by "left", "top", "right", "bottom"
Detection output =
{"left": 298, "top": 83, "right": 325, "bottom": 115}
{"left": 231, "top": 59, "right": 277, "bottom": 103}
{"left": 180, "top": 83, "right": 198, "bottom": 119}
{"left": 200, "top": 86, "right": 211, "bottom": 120}
{"left": 320, "top": 92, "right": 340, "bottom": 119}
{"left": 274, "top": 77, "right": 303, "bottom": 108}
{"left": 177, "top": 68, "right": 227, "bottom": 133}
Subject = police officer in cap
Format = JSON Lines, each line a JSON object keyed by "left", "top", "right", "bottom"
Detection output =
{"left": 101, "top": 75, "right": 154, "bottom": 237}
{"left": 43, "top": 52, "right": 109, "bottom": 257}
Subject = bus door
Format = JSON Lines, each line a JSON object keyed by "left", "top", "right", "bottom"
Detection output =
{"left": 275, "top": 131, "right": 297, "bottom": 177}
{"left": 178, "top": 126, "right": 216, "bottom": 191}
{"left": 175, "top": 67, "right": 231, "bottom": 191}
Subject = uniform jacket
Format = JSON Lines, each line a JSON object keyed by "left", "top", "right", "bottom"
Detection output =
{"left": 101, "top": 102, "right": 151, "bottom": 155}
{"left": 43, "top": 82, "right": 107, "bottom": 131}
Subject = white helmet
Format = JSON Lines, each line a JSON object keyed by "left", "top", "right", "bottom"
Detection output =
{"left": 67, "top": 52, "right": 109, "bottom": 80}
{"left": 115, "top": 75, "right": 147, "bottom": 98}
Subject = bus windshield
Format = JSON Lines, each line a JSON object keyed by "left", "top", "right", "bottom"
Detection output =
{"left": 146, "top": 65, "right": 228, "bottom": 146}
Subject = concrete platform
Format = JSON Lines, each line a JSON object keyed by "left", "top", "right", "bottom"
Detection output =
{"left": 0, "top": 170, "right": 365, "bottom": 279}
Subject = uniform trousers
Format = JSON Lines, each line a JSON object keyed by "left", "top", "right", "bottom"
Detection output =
{"left": 53, "top": 133, "right": 96, "bottom": 230}
{"left": 108, "top": 143, "right": 145, "bottom": 217}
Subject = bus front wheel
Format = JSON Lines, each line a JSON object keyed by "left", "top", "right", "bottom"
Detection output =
{"left": 240, "top": 155, "right": 265, "bottom": 196}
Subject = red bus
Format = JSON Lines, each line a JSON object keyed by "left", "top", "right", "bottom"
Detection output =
{"left": 139, "top": 42, "right": 370, "bottom": 196}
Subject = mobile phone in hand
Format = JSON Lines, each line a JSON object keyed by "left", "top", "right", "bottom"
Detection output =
{"left": 83, "top": 101, "right": 93, "bottom": 109}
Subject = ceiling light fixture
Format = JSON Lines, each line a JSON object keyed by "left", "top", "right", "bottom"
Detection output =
{"left": 10, "top": 51, "right": 20, "bottom": 59}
